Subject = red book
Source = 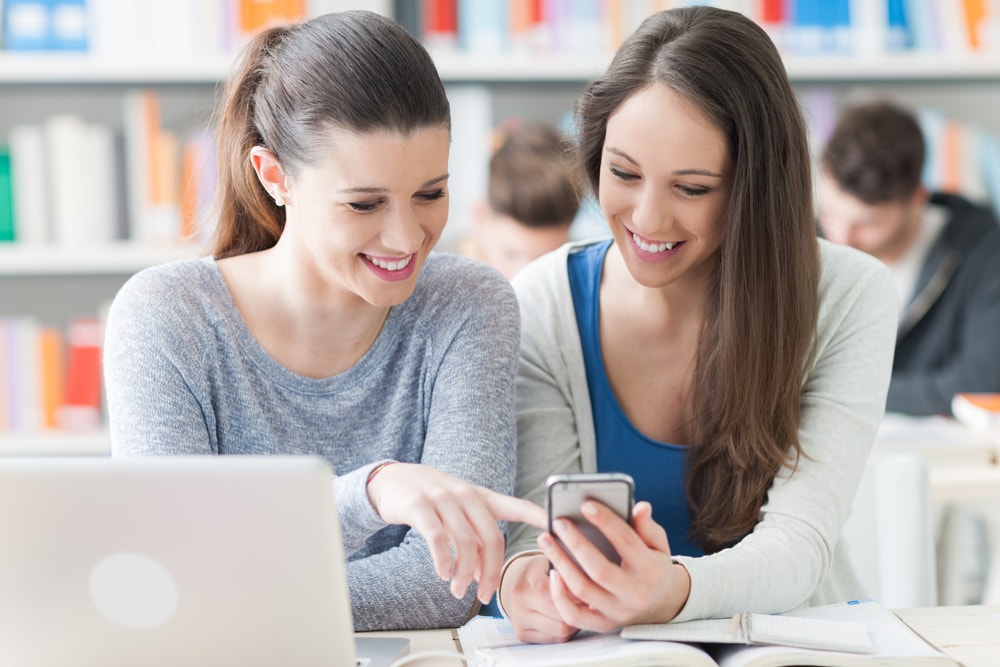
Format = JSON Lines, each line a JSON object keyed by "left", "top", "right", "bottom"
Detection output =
{"left": 423, "top": 0, "right": 458, "bottom": 52}
{"left": 59, "top": 317, "right": 102, "bottom": 431}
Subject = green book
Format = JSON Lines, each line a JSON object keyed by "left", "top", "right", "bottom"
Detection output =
{"left": 0, "top": 149, "right": 14, "bottom": 243}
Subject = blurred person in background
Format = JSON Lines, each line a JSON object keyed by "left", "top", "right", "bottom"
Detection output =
{"left": 459, "top": 122, "right": 581, "bottom": 279}
{"left": 819, "top": 99, "right": 1000, "bottom": 417}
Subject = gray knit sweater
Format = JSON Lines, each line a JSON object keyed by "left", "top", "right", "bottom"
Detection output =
{"left": 103, "top": 252, "right": 520, "bottom": 631}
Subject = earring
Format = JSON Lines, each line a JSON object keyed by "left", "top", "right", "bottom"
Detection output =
{"left": 274, "top": 194, "right": 284, "bottom": 207}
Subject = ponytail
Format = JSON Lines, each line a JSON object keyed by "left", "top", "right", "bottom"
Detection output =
{"left": 211, "top": 27, "right": 287, "bottom": 259}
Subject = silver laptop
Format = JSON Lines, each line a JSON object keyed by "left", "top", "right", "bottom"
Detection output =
{"left": 0, "top": 456, "right": 409, "bottom": 667}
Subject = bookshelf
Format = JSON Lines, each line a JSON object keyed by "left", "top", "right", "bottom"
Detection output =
{"left": 3, "top": 1, "right": 1000, "bottom": 446}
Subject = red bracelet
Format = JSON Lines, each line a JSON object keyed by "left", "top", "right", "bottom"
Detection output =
{"left": 366, "top": 461, "right": 396, "bottom": 486}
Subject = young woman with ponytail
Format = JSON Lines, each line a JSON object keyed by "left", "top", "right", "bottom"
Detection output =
{"left": 103, "top": 10, "right": 543, "bottom": 631}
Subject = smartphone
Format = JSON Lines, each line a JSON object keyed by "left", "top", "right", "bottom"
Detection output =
{"left": 546, "top": 472, "right": 635, "bottom": 566}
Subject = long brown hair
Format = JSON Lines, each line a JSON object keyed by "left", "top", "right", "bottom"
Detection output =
{"left": 211, "top": 11, "right": 450, "bottom": 259}
{"left": 575, "top": 6, "right": 820, "bottom": 552}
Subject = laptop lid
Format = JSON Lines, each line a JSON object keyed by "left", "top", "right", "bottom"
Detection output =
{"left": 0, "top": 456, "right": 405, "bottom": 667}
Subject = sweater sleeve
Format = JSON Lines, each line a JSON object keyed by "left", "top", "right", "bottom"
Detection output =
{"left": 506, "top": 248, "right": 593, "bottom": 559}
{"left": 345, "top": 263, "right": 523, "bottom": 631}
{"left": 104, "top": 267, "right": 217, "bottom": 457}
{"left": 673, "top": 246, "right": 898, "bottom": 621}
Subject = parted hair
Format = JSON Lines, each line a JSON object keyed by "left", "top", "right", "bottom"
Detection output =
{"left": 488, "top": 123, "right": 581, "bottom": 228}
{"left": 211, "top": 10, "right": 450, "bottom": 259}
{"left": 575, "top": 5, "right": 820, "bottom": 553}
{"left": 821, "top": 100, "right": 926, "bottom": 204}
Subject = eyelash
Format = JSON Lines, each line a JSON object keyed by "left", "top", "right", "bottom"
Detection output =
{"left": 608, "top": 166, "right": 709, "bottom": 197}
{"left": 347, "top": 189, "right": 446, "bottom": 213}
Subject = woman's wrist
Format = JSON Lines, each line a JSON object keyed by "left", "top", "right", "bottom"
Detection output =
{"left": 366, "top": 460, "right": 397, "bottom": 486}
{"left": 665, "top": 559, "right": 692, "bottom": 622}
{"left": 364, "top": 460, "right": 398, "bottom": 515}
{"left": 495, "top": 550, "right": 544, "bottom": 619}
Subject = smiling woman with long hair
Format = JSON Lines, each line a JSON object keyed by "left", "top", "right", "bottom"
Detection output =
{"left": 498, "top": 6, "right": 897, "bottom": 642}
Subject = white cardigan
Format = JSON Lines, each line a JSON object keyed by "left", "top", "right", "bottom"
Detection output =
{"left": 508, "top": 238, "right": 898, "bottom": 622}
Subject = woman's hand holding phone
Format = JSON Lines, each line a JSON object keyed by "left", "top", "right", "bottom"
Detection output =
{"left": 540, "top": 499, "right": 691, "bottom": 632}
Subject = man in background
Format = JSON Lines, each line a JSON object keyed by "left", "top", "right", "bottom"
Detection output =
{"left": 459, "top": 122, "right": 581, "bottom": 280}
{"left": 818, "top": 99, "right": 1000, "bottom": 416}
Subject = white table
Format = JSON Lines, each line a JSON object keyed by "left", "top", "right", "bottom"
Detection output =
{"left": 875, "top": 414, "right": 1000, "bottom": 605}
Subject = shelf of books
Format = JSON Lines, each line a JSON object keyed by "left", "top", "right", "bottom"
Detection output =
{"left": 2, "top": 0, "right": 999, "bottom": 446}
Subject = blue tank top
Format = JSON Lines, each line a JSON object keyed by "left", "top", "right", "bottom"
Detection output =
{"left": 568, "top": 240, "right": 703, "bottom": 557}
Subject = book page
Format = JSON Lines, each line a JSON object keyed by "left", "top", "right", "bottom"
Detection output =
{"left": 712, "top": 601, "right": 955, "bottom": 667}
{"left": 622, "top": 617, "right": 745, "bottom": 645}
{"left": 457, "top": 616, "right": 718, "bottom": 667}
{"left": 623, "top": 613, "right": 872, "bottom": 653}
{"left": 746, "top": 613, "right": 872, "bottom": 653}
{"left": 782, "top": 600, "right": 947, "bottom": 657}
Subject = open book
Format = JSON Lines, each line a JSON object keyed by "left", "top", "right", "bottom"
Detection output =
{"left": 621, "top": 611, "right": 873, "bottom": 653}
{"left": 456, "top": 600, "right": 957, "bottom": 666}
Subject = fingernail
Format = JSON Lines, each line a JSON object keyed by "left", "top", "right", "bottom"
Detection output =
{"left": 581, "top": 501, "right": 597, "bottom": 517}
{"left": 538, "top": 534, "right": 554, "bottom": 551}
{"left": 553, "top": 518, "right": 569, "bottom": 535}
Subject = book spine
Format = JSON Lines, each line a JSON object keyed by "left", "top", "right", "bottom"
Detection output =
{"left": 38, "top": 325, "right": 64, "bottom": 430}
{"left": 47, "top": 0, "right": 87, "bottom": 51}
{"left": 0, "top": 149, "right": 14, "bottom": 243}
{"left": 43, "top": 114, "right": 91, "bottom": 246}
{"left": 8, "top": 124, "right": 50, "bottom": 245}
{"left": 422, "top": 0, "right": 458, "bottom": 54}
{"left": 2, "top": 0, "right": 51, "bottom": 51}
{"left": 59, "top": 317, "right": 103, "bottom": 431}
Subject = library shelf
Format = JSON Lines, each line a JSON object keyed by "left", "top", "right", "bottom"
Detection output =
{"left": 0, "top": 430, "right": 111, "bottom": 457}
{"left": 4, "top": 52, "right": 1000, "bottom": 87}
{"left": 0, "top": 243, "right": 201, "bottom": 276}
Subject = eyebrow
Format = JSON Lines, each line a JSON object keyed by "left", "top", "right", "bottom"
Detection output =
{"left": 337, "top": 174, "right": 450, "bottom": 195}
{"left": 605, "top": 147, "right": 724, "bottom": 178}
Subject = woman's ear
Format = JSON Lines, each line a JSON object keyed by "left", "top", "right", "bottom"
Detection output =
{"left": 250, "top": 146, "right": 290, "bottom": 207}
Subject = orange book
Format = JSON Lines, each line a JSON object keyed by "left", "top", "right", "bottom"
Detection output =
{"left": 963, "top": 0, "right": 987, "bottom": 50}
{"left": 952, "top": 393, "right": 1000, "bottom": 429}
{"left": 59, "top": 318, "right": 103, "bottom": 432}
{"left": 38, "top": 326, "right": 65, "bottom": 430}
{"left": 510, "top": 0, "right": 544, "bottom": 52}
{"left": 239, "top": 0, "right": 305, "bottom": 35}
{"left": 123, "top": 89, "right": 163, "bottom": 243}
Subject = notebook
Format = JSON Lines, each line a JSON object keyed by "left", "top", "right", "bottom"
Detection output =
{"left": 0, "top": 455, "right": 409, "bottom": 667}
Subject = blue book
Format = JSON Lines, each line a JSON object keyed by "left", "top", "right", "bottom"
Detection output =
{"left": 886, "top": 0, "right": 913, "bottom": 51}
{"left": 46, "top": 0, "right": 88, "bottom": 51}
{"left": 457, "top": 0, "right": 506, "bottom": 55}
{"left": 2, "top": 0, "right": 51, "bottom": 50}
{"left": 1, "top": 0, "right": 88, "bottom": 51}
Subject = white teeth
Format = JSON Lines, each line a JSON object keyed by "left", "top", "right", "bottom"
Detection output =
{"left": 368, "top": 254, "right": 413, "bottom": 271}
{"left": 632, "top": 233, "right": 677, "bottom": 253}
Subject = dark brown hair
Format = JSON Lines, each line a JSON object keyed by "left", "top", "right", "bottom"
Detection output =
{"left": 488, "top": 123, "right": 581, "bottom": 228}
{"left": 821, "top": 100, "right": 926, "bottom": 204}
{"left": 575, "top": 6, "right": 820, "bottom": 552}
{"left": 211, "top": 10, "right": 450, "bottom": 258}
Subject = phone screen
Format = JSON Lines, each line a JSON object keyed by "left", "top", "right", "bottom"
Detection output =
{"left": 546, "top": 473, "right": 634, "bottom": 566}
